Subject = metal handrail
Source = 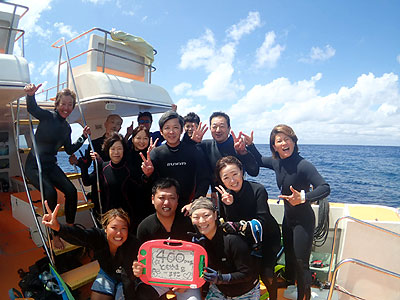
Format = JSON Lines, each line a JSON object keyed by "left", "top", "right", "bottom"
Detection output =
{"left": 50, "top": 27, "right": 156, "bottom": 83}
{"left": 327, "top": 215, "right": 400, "bottom": 282}
{"left": 0, "top": 2, "right": 28, "bottom": 55}
{"left": 61, "top": 37, "right": 103, "bottom": 218}
{"left": 327, "top": 258, "right": 400, "bottom": 300}
{"left": 10, "top": 99, "right": 55, "bottom": 266}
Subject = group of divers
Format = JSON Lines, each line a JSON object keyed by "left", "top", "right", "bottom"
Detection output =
{"left": 24, "top": 83, "right": 331, "bottom": 300}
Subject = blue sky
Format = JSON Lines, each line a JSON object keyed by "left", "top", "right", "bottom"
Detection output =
{"left": 8, "top": 0, "right": 400, "bottom": 145}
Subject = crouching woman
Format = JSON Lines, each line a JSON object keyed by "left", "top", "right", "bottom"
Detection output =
{"left": 189, "top": 197, "right": 260, "bottom": 300}
{"left": 42, "top": 201, "right": 140, "bottom": 300}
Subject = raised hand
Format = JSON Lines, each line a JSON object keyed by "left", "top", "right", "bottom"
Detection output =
{"left": 215, "top": 185, "right": 234, "bottom": 205}
{"left": 82, "top": 125, "right": 91, "bottom": 138}
{"left": 125, "top": 121, "right": 134, "bottom": 140}
{"left": 278, "top": 185, "right": 303, "bottom": 206}
{"left": 191, "top": 122, "right": 208, "bottom": 143}
{"left": 24, "top": 83, "right": 42, "bottom": 96}
{"left": 42, "top": 201, "right": 61, "bottom": 231}
{"left": 241, "top": 131, "right": 254, "bottom": 146}
{"left": 140, "top": 149, "right": 154, "bottom": 177}
{"left": 147, "top": 137, "right": 158, "bottom": 154}
{"left": 231, "top": 130, "right": 247, "bottom": 155}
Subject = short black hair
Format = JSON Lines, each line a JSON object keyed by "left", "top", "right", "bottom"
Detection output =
{"left": 158, "top": 110, "right": 184, "bottom": 129}
{"left": 151, "top": 178, "right": 181, "bottom": 196}
{"left": 102, "top": 132, "right": 128, "bottom": 155}
{"left": 183, "top": 112, "right": 200, "bottom": 125}
{"left": 209, "top": 111, "right": 230, "bottom": 128}
{"left": 137, "top": 111, "right": 153, "bottom": 122}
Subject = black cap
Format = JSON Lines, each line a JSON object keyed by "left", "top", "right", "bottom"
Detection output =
{"left": 159, "top": 110, "right": 184, "bottom": 129}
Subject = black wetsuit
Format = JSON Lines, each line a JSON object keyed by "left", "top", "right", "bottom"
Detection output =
{"left": 136, "top": 212, "right": 193, "bottom": 243}
{"left": 25, "top": 94, "right": 85, "bottom": 224}
{"left": 198, "top": 136, "right": 260, "bottom": 191}
{"left": 58, "top": 224, "right": 140, "bottom": 300}
{"left": 149, "top": 142, "right": 209, "bottom": 210}
{"left": 247, "top": 144, "right": 330, "bottom": 300}
{"left": 80, "top": 158, "right": 141, "bottom": 231}
{"left": 129, "top": 148, "right": 154, "bottom": 225}
{"left": 198, "top": 227, "right": 259, "bottom": 298}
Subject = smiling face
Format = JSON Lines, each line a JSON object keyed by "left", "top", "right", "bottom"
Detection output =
{"left": 56, "top": 95, "right": 74, "bottom": 119}
{"left": 109, "top": 140, "right": 124, "bottom": 164}
{"left": 161, "top": 118, "right": 183, "bottom": 147}
{"left": 133, "top": 129, "right": 150, "bottom": 151}
{"left": 273, "top": 132, "right": 295, "bottom": 159}
{"left": 152, "top": 186, "right": 179, "bottom": 219}
{"left": 138, "top": 116, "right": 152, "bottom": 130}
{"left": 210, "top": 116, "right": 230, "bottom": 143}
{"left": 219, "top": 163, "right": 243, "bottom": 193}
{"left": 104, "top": 115, "right": 122, "bottom": 137}
{"left": 184, "top": 122, "right": 198, "bottom": 138}
{"left": 105, "top": 216, "right": 129, "bottom": 251}
{"left": 191, "top": 208, "right": 217, "bottom": 240}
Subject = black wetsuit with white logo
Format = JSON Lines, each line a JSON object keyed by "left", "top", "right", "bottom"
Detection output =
{"left": 150, "top": 142, "right": 209, "bottom": 210}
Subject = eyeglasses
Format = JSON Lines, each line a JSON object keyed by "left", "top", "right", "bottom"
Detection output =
{"left": 138, "top": 120, "right": 151, "bottom": 124}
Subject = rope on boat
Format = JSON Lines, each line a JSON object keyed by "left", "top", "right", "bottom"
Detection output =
{"left": 313, "top": 197, "right": 329, "bottom": 247}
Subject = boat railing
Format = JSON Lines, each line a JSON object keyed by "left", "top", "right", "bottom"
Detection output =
{"left": 50, "top": 27, "right": 157, "bottom": 88}
{"left": 327, "top": 257, "right": 400, "bottom": 300}
{"left": 0, "top": 2, "right": 28, "bottom": 55}
{"left": 327, "top": 215, "right": 400, "bottom": 282}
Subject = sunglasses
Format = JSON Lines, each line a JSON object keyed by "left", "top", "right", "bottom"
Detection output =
{"left": 138, "top": 120, "right": 151, "bottom": 124}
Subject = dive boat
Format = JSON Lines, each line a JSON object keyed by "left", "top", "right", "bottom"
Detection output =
{"left": 0, "top": 2, "right": 399, "bottom": 300}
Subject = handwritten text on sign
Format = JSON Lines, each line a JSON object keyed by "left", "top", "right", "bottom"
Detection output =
{"left": 151, "top": 247, "right": 194, "bottom": 281}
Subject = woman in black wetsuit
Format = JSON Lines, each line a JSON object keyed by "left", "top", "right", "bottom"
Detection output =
{"left": 24, "top": 83, "right": 90, "bottom": 249}
{"left": 189, "top": 197, "right": 260, "bottom": 300}
{"left": 214, "top": 156, "right": 281, "bottom": 300}
{"left": 42, "top": 202, "right": 140, "bottom": 300}
{"left": 129, "top": 125, "right": 155, "bottom": 223}
{"left": 245, "top": 124, "right": 330, "bottom": 300}
{"left": 81, "top": 133, "right": 141, "bottom": 231}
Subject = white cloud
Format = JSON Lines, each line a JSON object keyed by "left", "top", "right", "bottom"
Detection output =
{"left": 226, "top": 11, "right": 261, "bottom": 42}
{"left": 173, "top": 82, "right": 192, "bottom": 95}
{"left": 13, "top": 0, "right": 53, "bottom": 38}
{"left": 190, "top": 63, "right": 245, "bottom": 101}
{"left": 300, "top": 44, "right": 336, "bottom": 63}
{"left": 179, "top": 29, "right": 216, "bottom": 70}
{"left": 175, "top": 98, "right": 206, "bottom": 118}
{"left": 38, "top": 60, "right": 66, "bottom": 78}
{"left": 54, "top": 22, "right": 78, "bottom": 39}
{"left": 255, "top": 31, "right": 285, "bottom": 68}
{"left": 228, "top": 72, "right": 400, "bottom": 145}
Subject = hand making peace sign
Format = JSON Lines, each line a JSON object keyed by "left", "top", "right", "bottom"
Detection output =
{"left": 140, "top": 137, "right": 158, "bottom": 177}
{"left": 42, "top": 201, "right": 61, "bottom": 232}
{"left": 215, "top": 185, "right": 234, "bottom": 206}
{"left": 231, "top": 130, "right": 247, "bottom": 155}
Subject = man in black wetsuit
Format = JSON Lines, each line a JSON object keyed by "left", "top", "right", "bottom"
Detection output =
{"left": 133, "top": 178, "right": 201, "bottom": 300}
{"left": 196, "top": 112, "right": 259, "bottom": 199}
{"left": 141, "top": 110, "right": 208, "bottom": 212}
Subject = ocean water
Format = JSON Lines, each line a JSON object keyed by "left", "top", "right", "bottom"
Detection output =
{"left": 57, "top": 144, "right": 400, "bottom": 208}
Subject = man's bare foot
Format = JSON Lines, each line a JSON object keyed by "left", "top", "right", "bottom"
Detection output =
{"left": 52, "top": 235, "right": 64, "bottom": 250}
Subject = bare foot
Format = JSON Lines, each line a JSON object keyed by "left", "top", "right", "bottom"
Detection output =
{"left": 52, "top": 235, "right": 65, "bottom": 250}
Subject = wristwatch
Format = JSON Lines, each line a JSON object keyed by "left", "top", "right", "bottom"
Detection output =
{"left": 300, "top": 190, "right": 306, "bottom": 203}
